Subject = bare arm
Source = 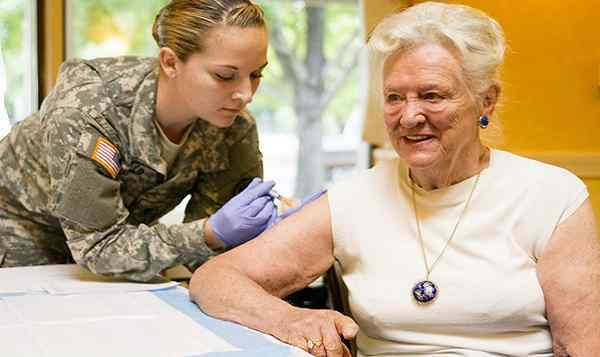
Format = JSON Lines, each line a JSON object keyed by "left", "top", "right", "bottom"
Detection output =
{"left": 190, "top": 195, "right": 358, "bottom": 356}
{"left": 537, "top": 199, "right": 600, "bottom": 356}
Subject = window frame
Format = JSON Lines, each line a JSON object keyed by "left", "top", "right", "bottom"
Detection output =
{"left": 37, "top": 0, "right": 65, "bottom": 103}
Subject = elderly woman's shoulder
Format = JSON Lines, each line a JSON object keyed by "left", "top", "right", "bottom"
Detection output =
{"left": 329, "top": 157, "right": 399, "bottom": 194}
{"left": 492, "top": 149, "right": 584, "bottom": 188}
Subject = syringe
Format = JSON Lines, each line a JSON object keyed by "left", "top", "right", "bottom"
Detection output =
{"left": 269, "top": 189, "right": 298, "bottom": 211}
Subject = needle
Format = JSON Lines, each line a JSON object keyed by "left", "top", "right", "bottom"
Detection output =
{"left": 269, "top": 189, "right": 297, "bottom": 210}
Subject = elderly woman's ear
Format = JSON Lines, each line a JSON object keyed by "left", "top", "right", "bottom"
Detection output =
{"left": 481, "top": 84, "right": 500, "bottom": 116}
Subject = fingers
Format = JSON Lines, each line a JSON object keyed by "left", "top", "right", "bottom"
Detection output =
{"left": 243, "top": 177, "right": 262, "bottom": 191}
{"left": 334, "top": 314, "right": 359, "bottom": 340}
{"left": 288, "top": 334, "right": 311, "bottom": 355}
{"left": 306, "top": 335, "right": 326, "bottom": 357}
{"left": 266, "top": 206, "right": 279, "bottom": 228}
{"left": 244, "top": 196, "right": 274, "bottom": 216}
{"left": 306, "top": 313, "right": 357, "bottom": 357}
{"left": 319, "top": 324, "right": 344, "bottom": 357}
{"left": 274, "top": 309, "right": 357, "bottom": 357}
{"left": 253, "top": 200, "right": 277, "bottom": 222}
{"left": 341, "top": 343, "right": 352, "bottom": 357}
{"left": 301, "top": 189, "right": 327, "bottom": 206}
{"left": 279, "top": 190, "right": 327, "bottom": 221}
{"left": 279, "top": 205, "right": 300, "bottom": 220}
{"left": 238, "top": 179, "right": 276, "bottom": 204}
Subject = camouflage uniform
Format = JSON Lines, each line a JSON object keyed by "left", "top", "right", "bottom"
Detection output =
{"left": 0, "top": 57, "right": 263, "bottom": 281}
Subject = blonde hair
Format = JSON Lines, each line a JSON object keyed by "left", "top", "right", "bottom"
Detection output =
{"left": 367, "top": 2, "right": 506, "bottom": 144}
{"left": 152, "top": 0, "right": 266, "bottom": 62}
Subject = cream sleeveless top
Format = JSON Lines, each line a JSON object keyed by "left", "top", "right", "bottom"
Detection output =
{"left": 329, "top": 149, "right": 588, "bottom": 356}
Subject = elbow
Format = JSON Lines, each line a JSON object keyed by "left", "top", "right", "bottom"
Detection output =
{"left": 188, "top": 262, "right": 206, "bottom": 303}
{"left": 553, "top": 342, "right": 572, "bottom": 357}
{"left": 74, "top": 251, "right": 158, "bottom": 282}
{"left": 189, "top": 258, "right": 221, "bottom": 312}
{"left": 189, "top": 258, "right": 248, "bottom": 321}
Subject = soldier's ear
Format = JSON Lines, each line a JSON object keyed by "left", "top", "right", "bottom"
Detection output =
{"left": 159, "top": 47, "right": 179, "bottom": 79}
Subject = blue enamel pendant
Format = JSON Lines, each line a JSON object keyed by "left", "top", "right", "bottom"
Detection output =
{"left": 412, "top": 280, "right": 438, "bottom": 304}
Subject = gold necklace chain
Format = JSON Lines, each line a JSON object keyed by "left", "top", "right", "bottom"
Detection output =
{"left": 410, "top": 173, "right": 481, "bottom": 280}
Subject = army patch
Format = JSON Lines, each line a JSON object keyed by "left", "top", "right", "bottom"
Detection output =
{"left": 92, "top": 137, "right": 121, "bottom": 178}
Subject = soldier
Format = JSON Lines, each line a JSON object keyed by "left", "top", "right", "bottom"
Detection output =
{"left": 0, "top": 0, "right": 279, "bottom": 281}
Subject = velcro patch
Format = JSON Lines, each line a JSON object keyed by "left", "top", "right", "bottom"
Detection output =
{"left": 91, "top": 137, "right": 121, "bottom": 178}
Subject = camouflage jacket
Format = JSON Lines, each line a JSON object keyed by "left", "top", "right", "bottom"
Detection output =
{"left": 0, "top": 57, "right": 263, "bottom": 280}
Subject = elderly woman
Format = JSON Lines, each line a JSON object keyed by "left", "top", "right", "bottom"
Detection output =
{"left": 190, "top": 2, "right": 599, "bottom": 356}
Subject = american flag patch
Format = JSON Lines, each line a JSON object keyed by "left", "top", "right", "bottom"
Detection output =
{"left": 92, "top": 137, "right": 121, "bottom": 178}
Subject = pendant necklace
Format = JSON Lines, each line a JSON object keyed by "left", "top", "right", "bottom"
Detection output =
{"left": 410, "top": 172, "right": 480, "bottom": 304}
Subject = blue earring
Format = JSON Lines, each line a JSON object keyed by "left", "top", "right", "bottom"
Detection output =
{"left": 479, "top": 115, "right": 489, "bottom": 129}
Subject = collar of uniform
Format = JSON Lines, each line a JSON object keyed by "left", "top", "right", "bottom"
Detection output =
{"left": 181, "top": 119, "right": 229, "bottom": 173}
{"left": 176, "top": 111, "right": 255, "bottom": 173}
{"left": 183, "top": 111, "right": 258, "bottom": 173}
{"left": 127, "top": 65, "right": 168, "bottom": 176}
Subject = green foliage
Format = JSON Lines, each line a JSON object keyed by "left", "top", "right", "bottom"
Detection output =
{"left": 252, "top": 0, "right": 363, "bottom": 135}
{"left": 0, "top": 0, "right": 27, "bottom": 120}
{"left": 69, "top": 0, "right": 167, "bottom": 58}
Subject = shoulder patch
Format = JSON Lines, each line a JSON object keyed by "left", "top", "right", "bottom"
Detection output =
{"left": 91, "top": 137, "right": 121, "bottom": 178}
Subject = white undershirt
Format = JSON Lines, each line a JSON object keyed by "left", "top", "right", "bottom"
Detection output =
{"left": 154, "top": 118, "right": 194, "bottom": 170}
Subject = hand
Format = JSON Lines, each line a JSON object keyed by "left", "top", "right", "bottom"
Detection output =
{"left": 272, "top": 307, "right": 358, "bottom": 357}
{"left": 269, "top": 189, "right": 327, "bottom": 227}
{"left": 209, "top": 178, "right": 278, "bottom": 248}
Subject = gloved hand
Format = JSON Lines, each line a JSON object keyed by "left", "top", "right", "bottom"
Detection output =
{"left": 269, "top": 189, "right": 327, "bottom": 227}
{"left": 209, "top": 178, "right": 278, "bottom": 248}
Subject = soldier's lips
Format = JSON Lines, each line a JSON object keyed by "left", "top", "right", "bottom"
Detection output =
{"left": 221, "top": 108, "right": 241, "bottom": 113}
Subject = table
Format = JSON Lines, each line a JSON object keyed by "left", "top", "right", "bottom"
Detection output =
{"left": 0, "top": 265, "right": 310, "bottom": 357}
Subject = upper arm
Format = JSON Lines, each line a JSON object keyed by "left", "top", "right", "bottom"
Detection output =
{"left": 537, "top": 199, "right": 600, "bottom": 354}
{"left": 44, "top": 108, "right": 127, "bottom": 230}
{"left": 209, "top": 194, "right": 335, "bottom": 298}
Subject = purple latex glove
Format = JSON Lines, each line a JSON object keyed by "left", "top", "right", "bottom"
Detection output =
{"left": 209, "top": 178, "right": 278, "bottom": 248}
{"left": 269, "top": 189, "right": 327, "bottom": 227}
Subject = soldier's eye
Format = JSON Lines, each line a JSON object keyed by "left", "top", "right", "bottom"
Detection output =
{"left": 215, "top": 73, "right": 234, "bottom": 81}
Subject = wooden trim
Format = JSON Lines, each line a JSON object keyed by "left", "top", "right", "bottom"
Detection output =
{"left": 519, "top": 152, "right": 600, "bottom": 179}
{"left": 38, "top": 0, "right": 65, "bottom": 103}
{"left": 372, "top": 148, "right": 600, "bottom": 179}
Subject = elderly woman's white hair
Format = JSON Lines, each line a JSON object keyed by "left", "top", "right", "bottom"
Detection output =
{"left": 367, "top": 1, "right": 506, "bottom": 143}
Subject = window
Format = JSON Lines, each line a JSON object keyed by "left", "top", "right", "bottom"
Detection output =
{"left": 0, "top": 0, "right": 37, "bottom": 137}
{"left": 253, "top": 0, "right": 367, "bottom": 198}
{"left": 66, "top": 0, "right": 167, "bottom": 59}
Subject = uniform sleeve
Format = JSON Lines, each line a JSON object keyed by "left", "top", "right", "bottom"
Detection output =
{"left": 45, "top": 107, "right": 217, "bottom": 281}
{"left": 184, "top": 118, "right": 264, "bottom": 223}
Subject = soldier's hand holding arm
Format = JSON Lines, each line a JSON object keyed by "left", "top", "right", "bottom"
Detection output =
{"left": 206, "top": 178, "right": 277, "bottom": 248}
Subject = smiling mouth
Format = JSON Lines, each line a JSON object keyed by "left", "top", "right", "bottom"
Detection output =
{"left": 405, "top": 135, "right": 434, "bottom": 142}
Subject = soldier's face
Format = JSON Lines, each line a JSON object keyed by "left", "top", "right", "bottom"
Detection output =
{"left": 175, "top": 25, "right": 269, "bottom": 128}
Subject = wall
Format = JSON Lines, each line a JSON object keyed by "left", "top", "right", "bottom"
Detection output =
{"left": 361, "top": 0, "right": 600, "bottom": 221}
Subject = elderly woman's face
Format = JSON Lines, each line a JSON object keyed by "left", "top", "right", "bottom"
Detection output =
{"left": 383, "top": 43, "right": 481, "bottom": 171}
